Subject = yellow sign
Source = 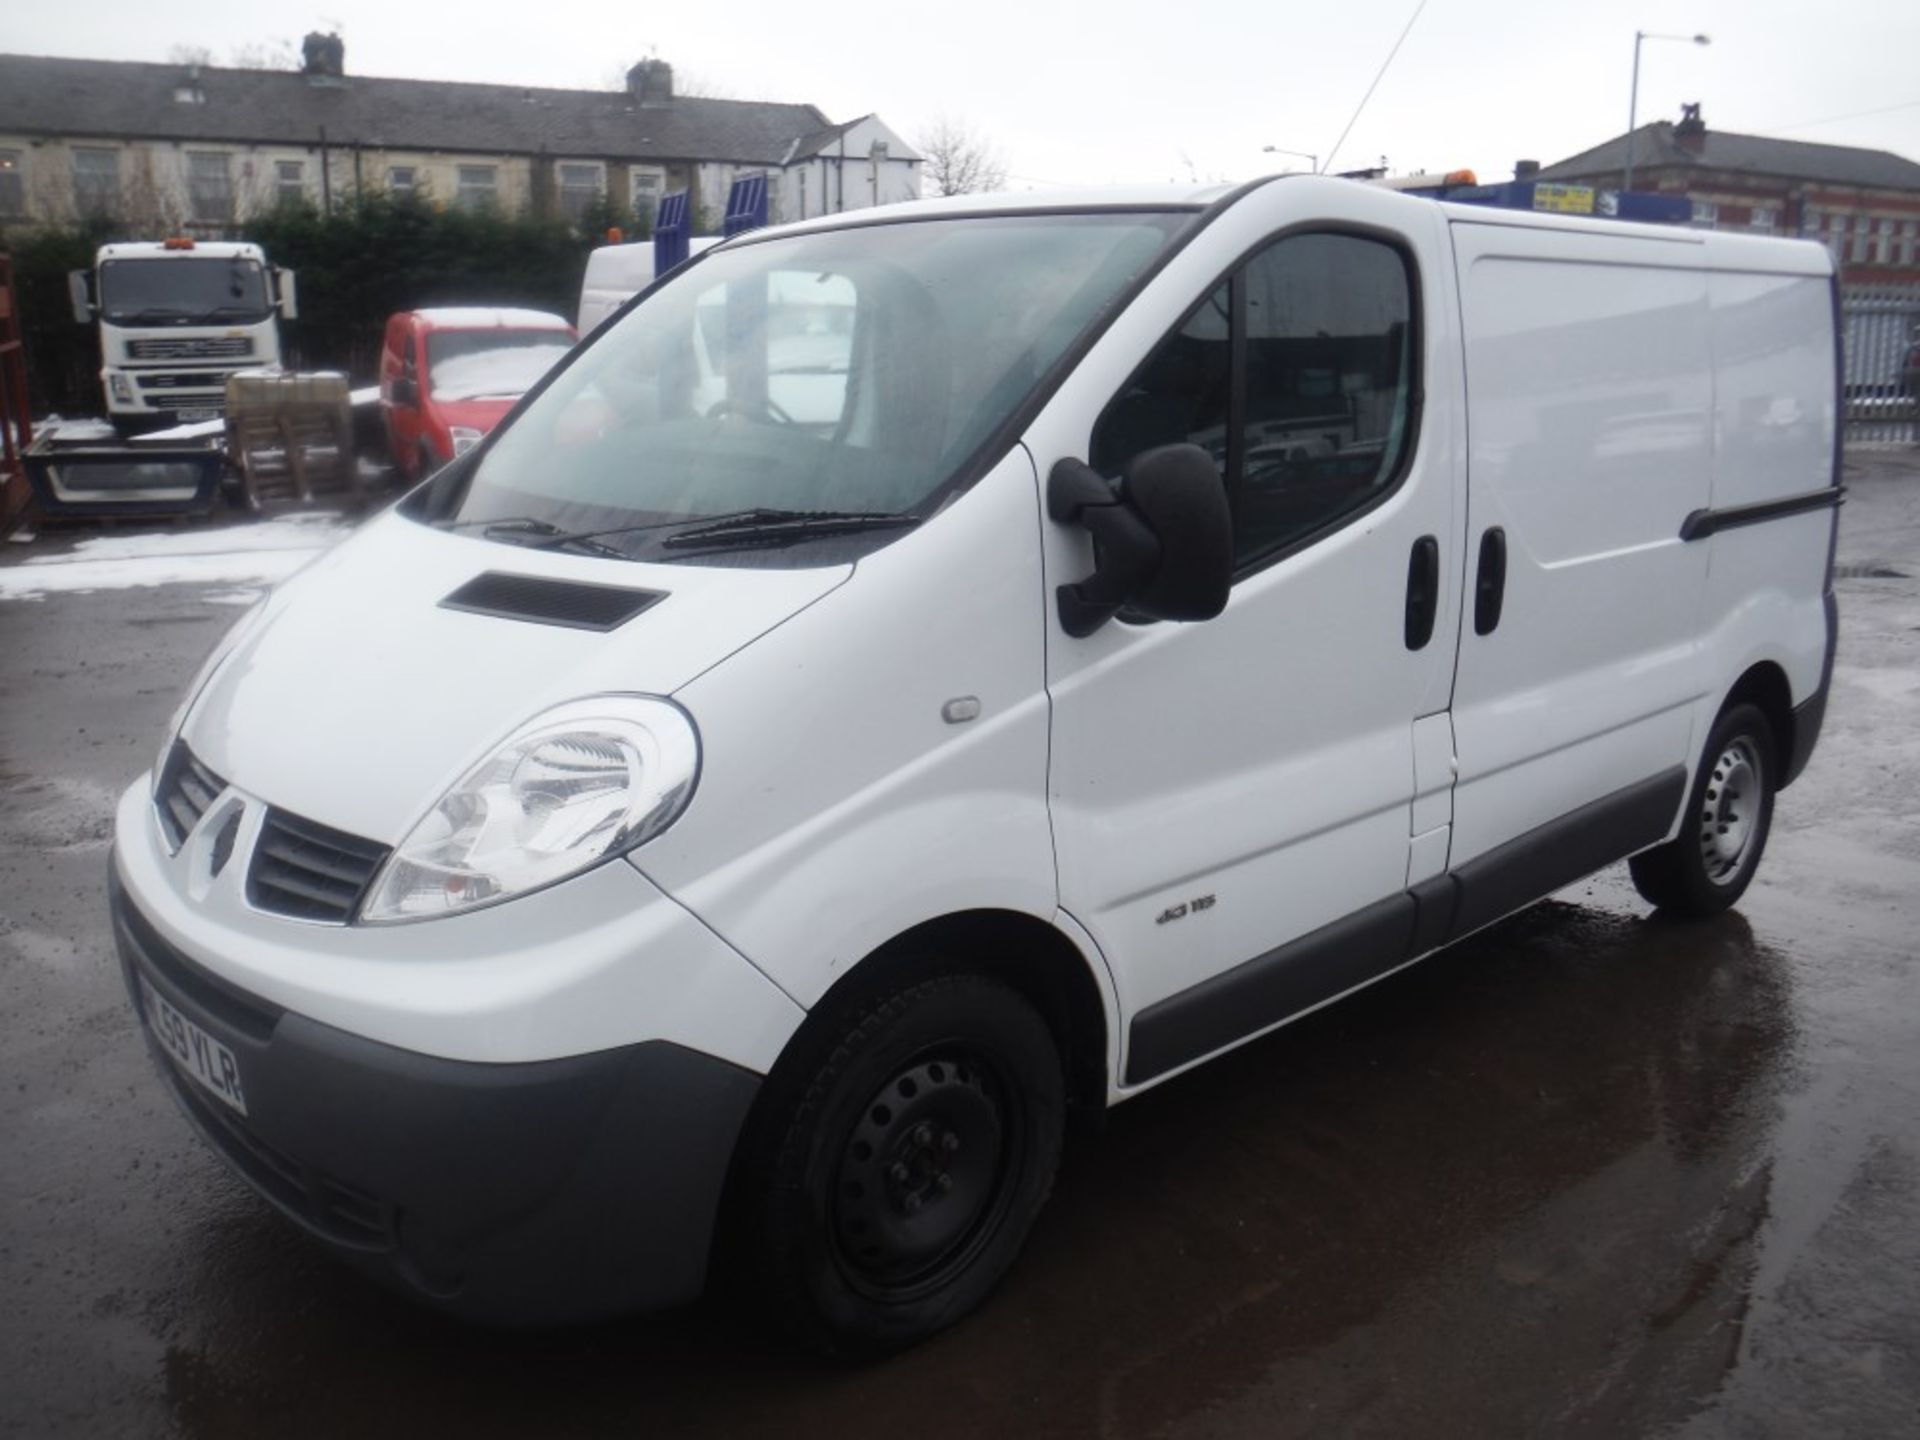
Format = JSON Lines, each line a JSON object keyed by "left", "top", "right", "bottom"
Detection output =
{"left": 1534, "top": 183, "right": 1596, "bottom": 214}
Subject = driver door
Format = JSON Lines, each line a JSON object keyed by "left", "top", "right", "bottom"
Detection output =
{"left": 1030, "top": 189, "right": 1466, "bottom": 1087}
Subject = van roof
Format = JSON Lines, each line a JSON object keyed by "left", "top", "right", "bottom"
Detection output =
{"left": 409, "top": 307, "right": 574, "bottom": 332}
{"left": 724, "top": 175, "right": 1835, "bottom": 278}
{"left": 97, "top": 240, "right": 266, "bottom": 262}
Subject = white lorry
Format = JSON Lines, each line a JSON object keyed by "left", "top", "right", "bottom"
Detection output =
{"left": 114, "top": 176, "right": 1840, "bottom": 1354}
{"left": 69, "top": 238, "right": 297, "bottom": 435}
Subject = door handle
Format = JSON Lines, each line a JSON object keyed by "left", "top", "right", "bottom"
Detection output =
{"left": 1474, "top": 526, "right": 1507, "bottom": 636}
{"left": 1404, "top": 535, "right": 1439, "bottom": 650}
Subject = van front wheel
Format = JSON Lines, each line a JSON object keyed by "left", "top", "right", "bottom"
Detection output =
{"left": 1630, "top": 702, "right": 1777, "bottom": 917}
{"left": 743, "top": 973, "right": 1064, "bottom": 1357}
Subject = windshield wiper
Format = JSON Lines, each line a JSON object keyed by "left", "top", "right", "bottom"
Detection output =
{"left": 196, "top": 305, "right": 268, "bottom": 322}
{"left": 661, "top": 509, "right": 917, "bottom": 551}
{"left": 433, "top": 515, "right": 626, "bottom": 559}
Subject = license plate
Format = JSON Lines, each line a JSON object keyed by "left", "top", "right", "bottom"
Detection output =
{"left": 140, "top": 976, "right": 248, "bottom": 1115}
{"left": 176, "top": 406, "right": 220, "bottom": 422}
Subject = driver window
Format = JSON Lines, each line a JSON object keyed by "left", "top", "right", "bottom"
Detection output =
{"left": 1090, "top": 232, "right": 1416, "bottom": 573}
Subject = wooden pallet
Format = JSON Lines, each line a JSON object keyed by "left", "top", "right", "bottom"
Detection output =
{"left": 225, "top": 371, "right": 358, "bottom": 508}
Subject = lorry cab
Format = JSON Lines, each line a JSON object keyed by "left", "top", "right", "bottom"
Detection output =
{"left": 379, "top": 308, "right": 576, "bottom": 481}
{"left": 113, "top": 177, "right": 1841, "bottom": 1355}
{"left": 69, "top": 238, "right": 296, "bottom": 435}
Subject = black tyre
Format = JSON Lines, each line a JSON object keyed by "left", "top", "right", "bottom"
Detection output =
{"left": 1630, "top": 702, "right": 1776, "bottom": 917}
{"left": 737, "top": 972, "right": 1064, "bottom": 1357}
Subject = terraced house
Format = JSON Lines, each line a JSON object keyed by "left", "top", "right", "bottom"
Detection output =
{"left": 0, "top": 38, "right": 922, "bottom": 234}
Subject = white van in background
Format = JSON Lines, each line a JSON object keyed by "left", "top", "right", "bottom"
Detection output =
{"left": 113, "top": 177, "right": 1839, "bottom": 1356}
{"left": 576, "top": 235, "right": 722, "bottom": 336}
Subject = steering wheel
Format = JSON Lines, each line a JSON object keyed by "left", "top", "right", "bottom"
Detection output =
{"left": 706, "top": 395, "right": 793, "bottom": 425}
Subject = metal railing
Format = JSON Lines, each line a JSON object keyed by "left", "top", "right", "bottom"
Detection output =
{"left": 1843, "top": 285, "right": 1919, "bottom": 447}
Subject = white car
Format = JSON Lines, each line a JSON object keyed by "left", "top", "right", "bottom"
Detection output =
{"left": 113, "top": 176, "right": 1841, "bottom": 1354}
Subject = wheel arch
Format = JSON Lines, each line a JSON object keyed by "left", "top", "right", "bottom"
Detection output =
{"left": 1720, "top": 660, "right": 1796, "bottom": 786}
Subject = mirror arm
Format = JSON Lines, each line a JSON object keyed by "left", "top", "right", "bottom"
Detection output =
{"left": 1048, "top": 458, "right": 1161, "bottom": 637}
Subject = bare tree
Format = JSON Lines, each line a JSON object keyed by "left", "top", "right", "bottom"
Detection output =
{"left": 167, "top": 44, "right": 215, "bottom": 67}
{"left": 918, "top": 115, "right": 1007, "bottom": 197}
{"left": 228, "top": 38, "right": 298, "bottom": 70}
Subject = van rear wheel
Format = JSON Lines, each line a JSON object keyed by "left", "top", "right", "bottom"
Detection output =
{"left": 1629, "top": 702, "right": 1777, "bottom": 917}
{"left": 739, "top": 973, "right": 1064, "bottom": 1357}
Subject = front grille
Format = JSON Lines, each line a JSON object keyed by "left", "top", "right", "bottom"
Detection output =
{"left": 155, "top": 743, "right": 225, "bottom": 851}
{"left": 128, "top": 336, "right": 253, "bottom": 361}
{"left": 247, "top": 808, "right": 390, "bottom": 924}
{"left": 134, "top": 372, "right": 231, "bottom": 392}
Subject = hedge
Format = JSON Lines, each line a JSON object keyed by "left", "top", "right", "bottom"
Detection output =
{"left": 4, "top": 196, "right": 635, "bottom": 417}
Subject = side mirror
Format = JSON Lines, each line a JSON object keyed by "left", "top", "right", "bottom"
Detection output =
{"left": 391, "top": 375, "right": 419, "bottom": 407}
{"left": 1048, "top": 444, "right": 1232, "bottom": 637}
{"left": 275, "top": 268, "right": 298, "bottom": 320}
{"left": 68, "top": 270, "right": 95, "bottom": 324}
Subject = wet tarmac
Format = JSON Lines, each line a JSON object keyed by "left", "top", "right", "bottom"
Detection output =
{"left": 3, "top": 457, "right": 1917, "bottom": 1438}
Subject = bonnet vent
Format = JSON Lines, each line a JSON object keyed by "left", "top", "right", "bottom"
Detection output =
{"left": 439, "top": 573, "right": 666, "bottom": 632}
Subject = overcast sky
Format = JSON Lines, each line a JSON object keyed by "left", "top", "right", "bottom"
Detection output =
{"left": 8, "top": 0, "right": 1919, "bottom": 191}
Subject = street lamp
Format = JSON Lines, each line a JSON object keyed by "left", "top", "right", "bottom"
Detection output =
{"left": 1625, "top": 30, "right": 1710, "bottom": 191}
{"left": 1262, "top": 144, "right": 1319, "bottom": 175}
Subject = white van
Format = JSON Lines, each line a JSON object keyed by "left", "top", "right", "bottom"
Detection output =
{"left": 576, "top": 235, "right": 721, "bottom": 336}
{"left": 112, "top": 177, "right": 1841, "bottom": 1354}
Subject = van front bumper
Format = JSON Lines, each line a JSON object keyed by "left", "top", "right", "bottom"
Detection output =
{"left": 111, "top": 870, "right": 760, "bottom": 1324}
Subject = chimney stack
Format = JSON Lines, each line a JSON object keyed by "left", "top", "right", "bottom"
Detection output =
{"left": 1514, "top": 159, "right": 1541, "bottom": 181}
{"left": 626, "top": 59, "right": 674, "bottom": 106}
{"left": 301, "top": 32, "right": 345, "bottom": 77}
{"left": 1674, "top": 103, "right": 1707, "bottom": 154}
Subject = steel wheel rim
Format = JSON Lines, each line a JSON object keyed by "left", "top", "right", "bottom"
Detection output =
{"left": 830, "top": 1048, "right": 1018, "bottom": 1301}
{"left": 1699, "top": 736, "right": 1761, "bottom": 884}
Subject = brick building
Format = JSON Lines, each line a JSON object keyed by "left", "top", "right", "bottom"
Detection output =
{"left": 1536, "top": 105, "right": 1920, "bottom": 287}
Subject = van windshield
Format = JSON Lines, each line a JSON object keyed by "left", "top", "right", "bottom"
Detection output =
{"left": 430, "top": 212, "right": 1186, "bottom": 563}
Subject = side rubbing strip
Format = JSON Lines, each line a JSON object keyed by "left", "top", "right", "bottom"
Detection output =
{"left": 1680, "top": 486, "right": 1844, "bottom": 542}
{"left": 1122, "top": 766, "right": 1690, "bottom": 1089}
{"left": 1125, "top": 893, "right": 1415, "bottom": 1085}
{"left": 1447, "top": 767, "right": 1686, "bottom": 939}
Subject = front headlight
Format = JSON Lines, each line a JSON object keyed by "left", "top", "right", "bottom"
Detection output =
{"left": 360, "top": 695, "right": 699, "bottom": 923}
{"left": 449, "top": 426, "right": 483, "bottom": 456}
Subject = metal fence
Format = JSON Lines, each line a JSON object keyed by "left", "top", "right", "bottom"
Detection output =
{"left": 1843, "top": 284, "right": 1919, "bottom": 447}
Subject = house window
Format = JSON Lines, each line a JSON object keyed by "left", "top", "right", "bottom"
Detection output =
{"left": 1749, "top": 206, "right": 1776, "bottom": 231}
{"left": 0, "top": 149, "right": 23, "bottom": 219}
{"left": 1875, "top": 218, "right": 1896, "bottom": 265}
{"left": 456, "top": 165, "right": 497, "bottom": 211}
{"left": 1852, "top": 216, "right": 1871, "bottom": 263}
{"left": 274, "top": 160, "right": 304, "bottom": 206}
{"left": 557, "top": 162, "right": 604, "bottom": 221}
{"left": 389, "top": 165, "right": 417, "bottom": 199}
{"left": 1900, "top": 221, "right": 1917, "bottom": 268}
{"left": 71, "top": 147, "right": 120, "bottom": 217}
{"left": 1690, "top": 199, "right": 1718, "bottom": 228}
{"left": 186, "top": 152, "right": 233, "bottom": 223}
{"left": 631, "top": 167, "right": 663, "bottom": 222}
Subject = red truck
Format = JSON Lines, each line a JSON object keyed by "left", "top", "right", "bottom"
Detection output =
{"left": 379, "top": 307, "right": 575, "bottom": 481}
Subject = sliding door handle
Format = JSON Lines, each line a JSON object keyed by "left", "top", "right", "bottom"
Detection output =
{"left": 1405, "top": 535, "right": 1439, "bottom": 649}
{"left": 1474, "top": 527, "right": 1507, "bottom": 636}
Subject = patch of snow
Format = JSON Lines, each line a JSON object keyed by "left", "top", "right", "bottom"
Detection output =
{"left": 415, "top": 307, "right": 573, "bottom": 331}
{"left": 43, "top": 416, "right": 118, "bottom": 442}
{"left": 0, "top": 513, "right": 348, "bottom": 601}
{"left": 351, "top": 386, "right": 380, "bottom": 407}
{"left": 199, "top": 587, "right": 265, "bottom": 606}
{"left": 131, "top": 418, "right": 227, "bottom": 442}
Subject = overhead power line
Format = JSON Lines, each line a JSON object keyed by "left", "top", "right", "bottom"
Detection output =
{"left": 1320, "top": 0, "right": 1432, "bottom": 176}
